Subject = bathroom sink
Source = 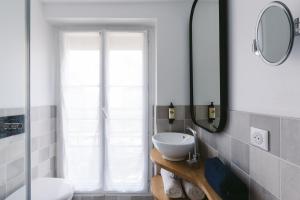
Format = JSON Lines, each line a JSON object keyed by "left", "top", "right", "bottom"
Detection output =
{"left": 152, "top": 132, "right": 194, "bottom": 161}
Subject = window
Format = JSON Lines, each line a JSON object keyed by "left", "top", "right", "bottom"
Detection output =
{"left": 59, "top": 31, "right": 148, "bottom": 193}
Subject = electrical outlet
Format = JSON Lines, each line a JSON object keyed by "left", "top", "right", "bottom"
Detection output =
{"left": 250, "top": 127, "right": 269, "bottom": 151}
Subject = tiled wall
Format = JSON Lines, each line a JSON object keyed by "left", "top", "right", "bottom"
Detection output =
{"left": 0, "top": 105, "right": 57, "bottom": 199}
{"left": 156, "top": 105, "right": 300, "bottom": 200}
{"left": 156, "top": 105, "right": 193, "bottom": 133}
{"left": 30, "top": 105, "right": 57, "bottom": 179}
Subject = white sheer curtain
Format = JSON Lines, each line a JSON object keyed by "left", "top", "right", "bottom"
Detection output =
{"left": 104, "top": 32, "right": 148, "bottom": 192}
{"left": 57, "top": 31, "right": 148, "bottom": 193}
{"left": 58, "top": 32, "right": 102, "bottom": 192}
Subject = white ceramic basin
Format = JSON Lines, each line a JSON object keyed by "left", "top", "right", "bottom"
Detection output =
{"left": 152, "top": 132, "right": 194, "bottom": 161}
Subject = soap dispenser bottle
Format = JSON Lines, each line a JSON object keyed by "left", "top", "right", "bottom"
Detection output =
{"left": 168, "top": 102, "right": 175, "bottom": 124}
{"left": 208, "top": 102, "right": 216, "bottom": 123}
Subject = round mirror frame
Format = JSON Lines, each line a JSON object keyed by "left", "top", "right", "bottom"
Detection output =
{"left": 255, "top": 1, "right": 295, "bottom": 66}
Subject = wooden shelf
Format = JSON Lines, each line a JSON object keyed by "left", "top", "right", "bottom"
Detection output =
{"left": 151, "top": 176, "right": 170, "bottom": 200}
{"left": 150, "top": 148, "right": 221, "bottom": 200}
{"left": 151, "top": 176, "right": 187, "bottom": 200}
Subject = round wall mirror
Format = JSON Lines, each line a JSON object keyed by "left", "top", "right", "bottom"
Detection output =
{"left": 254, "top": 1, "right": 297, "bottom": 65}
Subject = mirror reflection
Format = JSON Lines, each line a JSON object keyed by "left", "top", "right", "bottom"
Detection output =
{"left": 190, "top": 0, "right": 226, "bottom": 132}
{"left": 256, "top": 3, "right": 293, "bottom": 65}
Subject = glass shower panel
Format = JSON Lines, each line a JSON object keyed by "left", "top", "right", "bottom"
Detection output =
{"left": 0, "top": 0, "right": 27, "bottom": 199}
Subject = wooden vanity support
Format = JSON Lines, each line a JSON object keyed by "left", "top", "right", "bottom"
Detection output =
{"left": 150, "top": 148, "right": 221, "bottom": 200}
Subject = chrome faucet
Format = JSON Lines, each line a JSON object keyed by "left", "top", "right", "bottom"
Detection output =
{"left": 186, "top": 127, "right": 200, "bottom": 166}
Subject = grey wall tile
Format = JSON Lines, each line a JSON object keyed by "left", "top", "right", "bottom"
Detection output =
{"left": 250, "top": 147, "right": 280, "bottom": 198}
{"left": 195, "top": 105, "right": 207, "bottom": 120}
{"left": 38, "top": 159, "right": 51, "bottom": 177}
{"left": 156, "top": 106, "right": 168, "bottom": 119}
{"left": 226, "top": 111, "right": 250, "bottom": 144}
{"left": 6, "top": 172, "right": 24, "bottom": 197}
{"left": 6, "top": 158, "right": 24, "bottom": 181}
{"left": 39, "top": 106, "right": 52, "bottom": 120}
{"left": 250, "top": 114, "right": 280, "bottom": 156}
{"left": 0, "top": 166, "right": 5, "bottom": 186}
{"left": 0, "top": 184, "right": 6, "bottom": 200}
{"left": 250, "top": 179, "right": 279, "bottom": 200}
{"left": 72, "top": 196, "right": 82, "bottom": 200}
{"left": 184, "top": 119, "right": 193, "bottom": 132}
{"left": 200, "top": 129, "right": 214, "bottom": 146}
{"left": 231, "top": 138, "right": 249, "bottom": 173}
{"left": 201, "top": 130, "right": 230, "bottom": 162}
{"left": 31, "top": 137, "right": 39, "bottom": 152}
{"left": 156, "top": 119, "right": 170, "bottom": 132}
{"left": 175, "top": 106, "right": 185, "bottom": 120}
{"left": 39, "top": 134, "right": 51, "bottom": 148}
{"left": 6, "top": 139, "right": 25, "bottom": 163}
{"left": 49, "top": 143, "right": 56, "bottom": 158}
{"left": 231, "top": 163, "right": 249, "bottom": 187}
{"left": 50, "top": 106, "right": 57, "bottom": 118}
{"left": 214, "top": 134, "right": 231, "bottom": 162}
{"left": 185, "top": 105, "right": 192, "bottom": 119}
{"left": 39, "top": 147, "right": 50, "bottom": 163}
{"left": 30, "top": 107, "right": 40, "bottom": 122}
{"left": 198, "top": 140, "right": 218, "bottom": 159}
{"left": 0, "top": 146, "right": 7, "bottom": 166}
{"left": 0, "top": 109, "right": 6, "bottom": 118}
{"left": 92, "top": 196, "right": 105, "bottom": 200}
{"left": 31, "top": 151, "right": 39, "bottom": 168}
{"left": 50, "top": 157, "right": 56, "bottom": 171}
{"left": 50, "top": 131, "right": 56, "bottom": 144}
{"left": 0, "top": 105, "right": 57, "bottom": 198}
{"left": 170, "top": 120, "right": 184, "bottom": 132}
{"left": 281, "top": 117, "right": 300, "bottom": 166}
{"left": 31, "top": 166, "right": 38, "bottom": 180}
{"left": 281, "top": 161, "right": 300, "bottom": 200}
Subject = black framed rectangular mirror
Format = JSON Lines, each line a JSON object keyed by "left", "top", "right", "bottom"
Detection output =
{"left": 189, "top": 0, "right": 228, "bottom": 133}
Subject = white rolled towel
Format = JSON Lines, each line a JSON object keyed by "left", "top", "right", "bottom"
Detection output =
{"left": 182, "top": 179, "right": 205, "bottom": 200}
{"left": 160, "top": 168, "right": 184, "bottom": 198}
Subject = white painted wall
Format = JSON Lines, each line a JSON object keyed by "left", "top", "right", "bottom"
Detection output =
{"left": 43, "top": 1, "right": 193, "bottom": 105}
{"left": 42, "top": 0, "right": 300, "bottom": 118}
{"left": 31, "top": 0, "right": 56, "bottom": 106}
{"left": 0, "top": 0, "right": 26, "bottom": 108}
{"left": 228, "top": 0, "right": 300, "bottom": 118}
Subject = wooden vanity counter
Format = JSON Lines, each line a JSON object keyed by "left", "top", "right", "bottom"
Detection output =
{"left": 150, "top": 148, "right": 221, "bottom": 200}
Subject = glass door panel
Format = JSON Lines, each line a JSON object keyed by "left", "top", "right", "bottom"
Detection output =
{"left": 0, "top": 0, "right": 27, "bottom": 199}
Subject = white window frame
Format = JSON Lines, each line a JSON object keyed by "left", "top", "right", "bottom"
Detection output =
{"left": 55, "top": 24, "right": 156, "bottom": 196}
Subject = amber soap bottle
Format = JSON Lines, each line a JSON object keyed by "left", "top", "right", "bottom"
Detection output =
{"left": 168, "top": 102, "right": 175, "bottom": 124}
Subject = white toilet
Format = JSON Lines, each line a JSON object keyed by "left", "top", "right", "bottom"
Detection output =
{"left": 6, "top": 178, "right": 74, "bottom": 200}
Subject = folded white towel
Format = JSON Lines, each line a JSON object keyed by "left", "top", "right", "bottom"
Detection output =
{"left": 160, "top": 169, "right": 184, "bottom": 198}
{"left": 182, "top": 179, "right": 205, "bottom": 200}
